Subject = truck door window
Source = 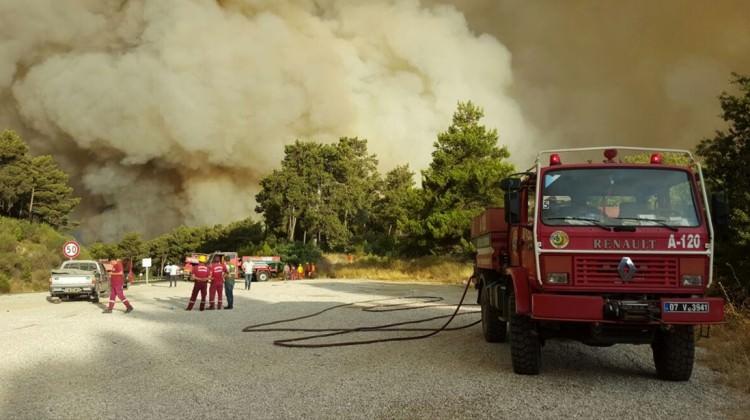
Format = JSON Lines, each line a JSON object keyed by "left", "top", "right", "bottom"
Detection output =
{"left": 527, "top": 190, "right": 536, "bottom": 224}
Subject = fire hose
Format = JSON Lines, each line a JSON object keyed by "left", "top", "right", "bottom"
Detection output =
{"left": 242, "top": 275, "right": 479, "bottom": 348}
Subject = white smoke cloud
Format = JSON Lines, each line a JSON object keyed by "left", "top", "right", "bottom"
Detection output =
{"left": 1, "top": 0, "right": 533, "bottom": 241}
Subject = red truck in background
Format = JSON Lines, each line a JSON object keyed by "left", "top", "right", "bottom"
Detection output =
{"left": 471, "top": 147, "right": 726, "bottom": 380}
{"left": 241, "top": 256, "right": 283, "bottom": 282}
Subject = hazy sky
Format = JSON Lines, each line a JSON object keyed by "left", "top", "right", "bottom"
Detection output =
{"left": 1, "top": 0, "right": 748, "bottom": 240}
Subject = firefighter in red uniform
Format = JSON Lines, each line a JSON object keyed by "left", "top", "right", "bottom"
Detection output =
{"left": 208, "top": 256, "right": 228, "bottom": 310}
{"left": 102, "top": 259, "right": 133, "bottom": 313}
{"left": 186, "top": 256, "right": 210, "bottom": 311}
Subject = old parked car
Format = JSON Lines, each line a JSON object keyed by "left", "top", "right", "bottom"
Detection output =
{"left": 49, "top": 260, "right": 110, "bottom": 303}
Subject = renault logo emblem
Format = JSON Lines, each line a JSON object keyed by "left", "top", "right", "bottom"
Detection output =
{"left": 618, "top": 257, "right": 637, "bottom": 281}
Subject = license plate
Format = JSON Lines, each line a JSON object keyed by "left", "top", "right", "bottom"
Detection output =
{"left": 663, "top": 302, "right": 709, "bottom": 313}
{"left": 66, "top": 288, "right": 82, "bottom": 293}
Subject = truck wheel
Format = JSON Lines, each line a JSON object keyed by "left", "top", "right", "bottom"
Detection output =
{"left": 652, "top": 326, "right": 694, "bottom": 381}
{"left": 481, "top": 286, "right": 507, "bottom": 343}
{"left": 257, "top": 272, "right": 269, "bottom": 282}
{"left": 509, "top": 293, "right": 541, "bottom": 375}
{"left": 91, "top": 288, "right": 100, "bottom": 304}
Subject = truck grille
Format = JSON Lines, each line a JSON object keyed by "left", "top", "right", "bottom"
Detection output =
{"left": 573, "top": 256, "right": 678, "bottom": 288}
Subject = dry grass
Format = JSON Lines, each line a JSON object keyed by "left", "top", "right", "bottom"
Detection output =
{"left": 698, "top": 310, "right": 750, "bottom": 395}
{"left": 321, "top": 254, "right": 473, "bottom": 284}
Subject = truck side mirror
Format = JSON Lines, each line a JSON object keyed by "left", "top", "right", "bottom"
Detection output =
{"left": 499, "top": 178, "right": 520, "bottom": 191}
{"left": 500, "top": 177, "right": 522, "bottom": 224}
{"left": 710, "top": 191, "right": 729, "bottom": 237}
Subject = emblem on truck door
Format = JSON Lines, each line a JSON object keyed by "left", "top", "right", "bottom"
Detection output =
{"left": 617, "top": 257, "right": 637, "bottom": 281}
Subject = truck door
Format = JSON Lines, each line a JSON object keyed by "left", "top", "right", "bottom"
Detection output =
{"left": 519, "top": 186, "right": 537, "bottom": 283}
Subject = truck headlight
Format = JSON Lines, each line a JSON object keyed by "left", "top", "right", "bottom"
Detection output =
{"left": 681, "top": 275, "right": 703, "bottom": 287}
{"left": 546, "top": 272, "right": 569, "bottom": 284}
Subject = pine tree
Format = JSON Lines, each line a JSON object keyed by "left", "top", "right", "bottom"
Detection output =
{"left": 28, "top": 155, "right": 80, "bottom": 228}
{"left": 419, "top": 101, "right": 515, "bottom": 253}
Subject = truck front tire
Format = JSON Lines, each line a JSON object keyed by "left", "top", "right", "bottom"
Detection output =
{"left": 509, "top": 293, "right": 542, "bottom": 375}
{"left": 652, "top": 325, "right": 694, "bottom": 381}
{"left": 480, "top": 286, "right": 507, "bottom": 343}
{"left": 257, "top": 272, "right": 269, "bottom": 282}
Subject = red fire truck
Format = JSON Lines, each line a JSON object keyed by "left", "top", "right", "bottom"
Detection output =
{"left": 241, "top": 256, "right": 282, "bottom": 282}
{"left": 471, "top": 147, "right": 725, "bottom": 380}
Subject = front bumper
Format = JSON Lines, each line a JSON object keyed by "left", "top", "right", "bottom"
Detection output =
{"left": 531, "top": 294, "right": 724, "bottom": 324}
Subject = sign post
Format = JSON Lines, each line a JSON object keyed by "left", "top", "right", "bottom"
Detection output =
{"left": 62, "top": 240, "right": 80, "bottom": 260}
{"left": 142, "top": 258, "right": 152, "bottom": 286}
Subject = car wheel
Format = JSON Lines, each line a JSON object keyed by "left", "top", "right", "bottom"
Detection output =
{"left": 257, "top": 272, "right": 269, "bottom": 282}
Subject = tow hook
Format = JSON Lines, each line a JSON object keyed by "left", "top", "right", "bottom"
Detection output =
{"left": 603, "top": 300, "right": 658, "bottom": 321}
{"left": 603, "top": 301, "right": 621, "bottom": 320}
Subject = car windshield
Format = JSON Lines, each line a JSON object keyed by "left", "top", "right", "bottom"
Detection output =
{"left": 541, "top": 168, "right": 700, "bottom": 227}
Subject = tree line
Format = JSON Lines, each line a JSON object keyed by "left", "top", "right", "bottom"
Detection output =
{"left": 696, "top": 74, "right": 750, "bottom": 303}
{"left": 2, "top": 76, "right": 749, "bottom": 300}
{"left": 87, "top": 101, "right": 514, "bottom": 269}
{"left": 255, "top": 101, "right": 514, "bottom": 256}
{"left": 0, "top": 130, "right": 79, "bottom": 229}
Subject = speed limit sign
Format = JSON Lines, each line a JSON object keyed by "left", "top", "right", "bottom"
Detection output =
{"left": 62, "top": 240, "right": 80, "bottom": 259}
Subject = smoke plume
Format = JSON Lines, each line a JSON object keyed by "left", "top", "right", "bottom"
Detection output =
{"left": 0, "top": 0, "right": 532, "bottom": 241}
{"left": 444, "top": 0, "right": 750, "bottom": 149}
{"left": 3, "top": 1, "right": 748, "bottom": 242}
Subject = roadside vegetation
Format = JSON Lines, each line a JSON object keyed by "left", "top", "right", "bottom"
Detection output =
{"left": 694, "top": 74, "right": 750, "bottom": 397}
{"left": 698, "top": 310, "right": 750, "bottom": 395}
{"left": 321, "top": 254, "right": 473, "bottom": 284}
{"left": 0, "top": 216, "right": 84, "bottom": 293}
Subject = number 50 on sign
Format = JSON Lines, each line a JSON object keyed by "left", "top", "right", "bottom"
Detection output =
{"left": 63, "top": 240, "right": 80, "bottom": 259}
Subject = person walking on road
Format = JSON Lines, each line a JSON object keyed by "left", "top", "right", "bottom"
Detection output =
{"left": 103, "top": 259, "right": 133, "bottom": 314}
{"left": 224, "top": 258, "right": 236, "bottom": 310}
{"left": 242, "top": 259, "right": 254, "bottom": 290}
{"left": 166, "top": 262, "right": 178, "bottom": 287}
{"left": 163, "top": 263, "right": 171, "bottom": 285}
{"left": 283, "top": 263, "right": 290, "bottom": 281}
{"left": 171, "top": 263, "right": 181, "bottom": 286}
{"left": 208, "top": 256, "right": 228, "bottom": 310}
{"left": 186, "top": 256, "right": 210, "bottom": 311}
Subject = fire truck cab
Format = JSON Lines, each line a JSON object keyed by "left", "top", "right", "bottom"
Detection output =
{"left": 472, "top": 147, "right": 725, "bottom": 380}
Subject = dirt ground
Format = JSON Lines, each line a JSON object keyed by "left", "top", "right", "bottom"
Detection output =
{"left": 0, "top": 279, "right": 744, "bottom": 419}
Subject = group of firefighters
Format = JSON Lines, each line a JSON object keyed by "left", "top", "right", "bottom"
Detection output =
{"left": 284, "top": 262, "right": 317, "bottom": 280}
{"left": 186, "top": 255, "right": 235, "bottom": 311}
{"left": 102, "top": 254, "right": 318, "bottom": 312}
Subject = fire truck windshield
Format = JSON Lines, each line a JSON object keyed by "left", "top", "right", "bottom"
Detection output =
{"left": 540, "top": 168, "right": 700, "bottom": 228}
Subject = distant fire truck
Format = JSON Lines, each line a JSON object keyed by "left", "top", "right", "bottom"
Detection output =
{"left": 471, "top": 147, "right": 725, "bottom": 380}
{"left": 241, "top": 256, "right": 283, "bottom": 282}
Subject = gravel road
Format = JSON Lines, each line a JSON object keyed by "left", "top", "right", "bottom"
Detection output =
{"left": 0, "top": 279, "right": 743, "bottom": 419}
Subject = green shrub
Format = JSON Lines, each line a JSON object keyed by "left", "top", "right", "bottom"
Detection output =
{"left": 0, "top": 216, "right": 71, "bottom": 292}
{"left": 0, "top": 273, "right": 10, "bottom": 294}
{"left": 275, "top": 242, "right": 322, "bottom": 266}
{"left": 0, "top": 232, "right": 17, "bottom": 253}
{"left": 0, "top": 218, "right": 23, "bottom": 241}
